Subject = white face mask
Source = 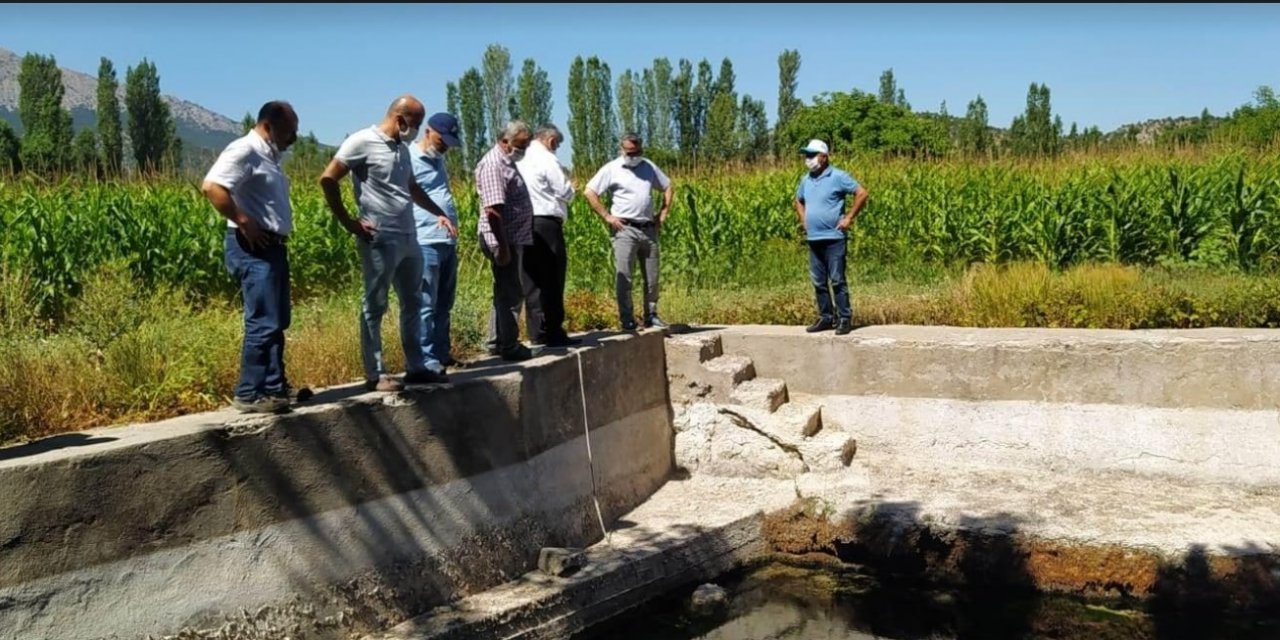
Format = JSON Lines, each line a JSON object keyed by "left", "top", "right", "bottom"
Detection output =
{"left": 804, "top": 156, "right": 822, "bottom": 171}
{"left": 422, "top": 144, "right": 441, "bottom": 159}
{"left": 622, "top": 155, "right": 643, "bottom": 168}
{"left": 399, "top": 122, "right": 419, "bottom": 143}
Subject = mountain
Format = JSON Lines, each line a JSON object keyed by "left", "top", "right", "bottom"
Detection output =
{"left": 0, "top": 47, "right": 240, "bottom": 153}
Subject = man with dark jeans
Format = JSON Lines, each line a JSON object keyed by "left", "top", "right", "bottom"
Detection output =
{"left": 793, "top": 139, "right": 869, "bottom": 335}
{"left": 202, "top": 101, "right": 311, "bottom": 413}
{"left": 516, "top": 123, "right": 578, "bottom": 347}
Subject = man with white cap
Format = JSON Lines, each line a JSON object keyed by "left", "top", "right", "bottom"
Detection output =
{"left": 794, "top": 138, "right": 868, "bottom": 335}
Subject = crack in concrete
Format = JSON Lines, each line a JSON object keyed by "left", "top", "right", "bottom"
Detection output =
{"left": 717, "top": 407, "right": 810, "bottom": 474}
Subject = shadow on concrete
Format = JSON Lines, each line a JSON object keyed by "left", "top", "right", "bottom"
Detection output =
{"left": 185, "top": 331, "right": 674, "bottom": 639}
{"left": 0, "top": 433, "right": 119, "bottom": 462}
{"left": 1149, "top": 543, "right": 1280, "bottom": 640}
{"left": 578, "top": 500, "right": 1280, "bottom": 640}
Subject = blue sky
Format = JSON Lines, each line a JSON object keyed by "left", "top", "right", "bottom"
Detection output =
{"left": 3, "top": 3, "right": 1278, "bottom": 166}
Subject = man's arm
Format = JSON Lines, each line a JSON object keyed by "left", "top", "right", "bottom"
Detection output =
{"left": 410, "top": 181, "right": 456, "bottom": 238}
{"left": 793, "top": 198, "right": 806, "bottom": 227}
{"left": 547, "top": 158, "right": 576, "bottom": 203}
{"left": 584, "top": 188, "right": 624, "bottom": 232}
{"left": 319, "top": 159, "right": 375, "bottom": 240}
{"left": 836, "top": 185, "right": 869, "bottom": 231}
{"left": 483, "top": 204, "right": 509, "bottom": 265}
{"left": 657, "top": 181, "right": 674, "bottom": 226}
{"left": 201, "top": 180, "right": 266, "bottom": 249}
{"left": 475, "top": 160, "right": 512, "bottom": 265}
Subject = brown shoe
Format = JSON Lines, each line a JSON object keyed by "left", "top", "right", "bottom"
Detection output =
{"left": 364, "top": 376, "right": 404, "bottom": 392}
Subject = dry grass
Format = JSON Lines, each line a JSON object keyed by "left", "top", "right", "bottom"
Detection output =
{"left": 6, "top": 260, "right": 1280, "bottom": 444}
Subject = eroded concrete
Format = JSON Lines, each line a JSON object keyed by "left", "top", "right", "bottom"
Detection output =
{"left": 6, "top": 324, "right": 1280, "bottom": 640}
{"left": 0, "top": 332, "right": 674, "bottom": 640}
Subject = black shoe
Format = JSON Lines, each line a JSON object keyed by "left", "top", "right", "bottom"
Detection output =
{"left": 232, "top": 395, "right": 291, "bottom": 414}
{"left": 544, "top": 333, "right": 582, "bottom": 348}
{"left": 500, "top": 345, "right": 534, "bottom": 361}
{"left": 620, "top": 319, "right": 638, "bottom": 332}
{"left": 404, "top": 369, "right": 449, "bottom": 385}
{"left": 271, "top": 385, "right": 313, "bottom": 404}
{"left": 806, "top": 318, "right": 835, "bottom": 333}
{"left": 835, "top": 319, "right": 853, "bottom": 335}
{"left": 441, "top": 357, "right": 459, "bottom": 367}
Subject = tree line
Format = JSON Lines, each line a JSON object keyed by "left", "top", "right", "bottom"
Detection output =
{"left": 0, "top": 53, "right": 184, "bottom": 178}
{"left": 4, "top": 45, "right": 1278, "bottom": 180}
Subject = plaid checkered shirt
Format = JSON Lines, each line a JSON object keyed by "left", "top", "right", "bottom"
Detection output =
{"left": 474, "top": 144, "right": 534, "bottom": 251}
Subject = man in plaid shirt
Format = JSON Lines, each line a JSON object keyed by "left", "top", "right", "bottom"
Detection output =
{"left": 475, "top": 121, "right": 536, "bottom": 361}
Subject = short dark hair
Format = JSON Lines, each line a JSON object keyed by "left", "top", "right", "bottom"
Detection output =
{"left": 257, "top": 101, "right": 295, "bottom": 128}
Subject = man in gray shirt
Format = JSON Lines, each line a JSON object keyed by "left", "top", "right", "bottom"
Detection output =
{"left": 585, "top": 133, "right": 675, "bottom": 331}
{"left": 319, "top": 95, "right": 453, "bottom": 392}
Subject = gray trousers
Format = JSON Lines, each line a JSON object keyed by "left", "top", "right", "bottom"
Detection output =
{"left": 612, "top": 223, "right": 660, "bottom": 324}
{"left": 482, "top": 241, "right": 528, "bottom": 355}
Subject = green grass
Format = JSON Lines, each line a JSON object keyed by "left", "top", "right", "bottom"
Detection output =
{"left": 6, "top": 258, "right": 1280, "bottom": 445}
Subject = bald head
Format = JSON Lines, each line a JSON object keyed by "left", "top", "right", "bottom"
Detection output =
{"left": 387, "top": 95, "right": 425, "bottom": 119}
{"left": 383, "top": 94, "right": 426, "bottom": 143}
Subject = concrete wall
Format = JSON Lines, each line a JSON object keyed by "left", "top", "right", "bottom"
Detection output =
{"left": 0, "top": 332, "right": 674, "bottom": 640}
{"left": 712, "top": 325, "right": 1280, "bottom": 484}
{"left": 718, "top": 325, "right": 1280, "bottom": 410}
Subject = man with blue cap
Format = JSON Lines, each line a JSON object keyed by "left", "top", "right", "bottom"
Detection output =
{"left": 409, "top": 112, "right": 463, "bottom": 381}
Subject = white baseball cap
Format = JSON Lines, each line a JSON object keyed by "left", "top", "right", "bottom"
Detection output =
{"left": 799, "top": 139, "right": 829, "bottom": 155}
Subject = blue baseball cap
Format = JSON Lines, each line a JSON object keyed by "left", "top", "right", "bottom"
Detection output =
{"left": 427, "top": 112, "right": 461, "bottom": 148}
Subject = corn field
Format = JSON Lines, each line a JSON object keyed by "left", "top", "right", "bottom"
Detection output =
{"left": 3, "top": 148, "right": 1280, "bottom": 320}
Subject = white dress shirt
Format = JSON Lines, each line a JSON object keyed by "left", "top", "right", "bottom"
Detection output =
{"left": 515, "top": 139, "right": 575, "bottom": 220}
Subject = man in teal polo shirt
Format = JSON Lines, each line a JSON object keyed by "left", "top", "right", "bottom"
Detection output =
{"left": 793, "top": 139, "right": 869, "bottom": 335}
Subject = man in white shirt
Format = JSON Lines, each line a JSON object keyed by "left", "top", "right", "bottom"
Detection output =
{"left": 515, "top": 123, "right": 579, "bottom": 347}
{"left": 201, "top": 101, "right": 310, "bottom": 414}
{"left": 584, "top": 133, "right": 675, "bottom": 331}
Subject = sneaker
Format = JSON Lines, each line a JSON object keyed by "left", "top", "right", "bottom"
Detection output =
{"left": 404, "top": 369, "right": 449, "bottom": 385}
{"left": 232, "top": 395, "right": 291, "bottom": 414}
{"left": 644, "top": 315, "right": 669, "bottom": 329}
{"left": 835, "top": 319, "right": 853, "bottom": 335}
{"left": 806, "top": 318, "right": 835, "bottom": 333}
{"left": 441, "top": 357, "right": 459, "bottom": 367}
{"left": 620, "top": 319, "right": 638, "bottom": 332}
{"left": 364, "top": 376, "right": 404, "bottom": 392}
{"left": 500, "top": 345, "right": 535, "bottom": 362}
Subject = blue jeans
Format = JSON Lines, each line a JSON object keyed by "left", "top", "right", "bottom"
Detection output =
{"left": 808, "top": 238, "right": 851, "bottom": 322}
{"left": 358, "top": 232, "right": 426, "bottom": 382}
{"left": 224, "top": 229, "right": 290, "bottom": 401}
{"left": 418, "top": 243, "right": 457, "bottom": 373}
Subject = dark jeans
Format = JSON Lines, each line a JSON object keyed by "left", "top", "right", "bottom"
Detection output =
{"left": 482, "top": 240, "right": 527, "bottom": 355}
{"left": 224, "top": 229, "right": 290, "bottom": 401}
{"left": 523, "top": 216, "right": 569, "bottom": 342}
{"left": 808, "top": 238, "right": 851, "bottom": 322}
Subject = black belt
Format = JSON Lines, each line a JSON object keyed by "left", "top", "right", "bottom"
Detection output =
{"left": 229, "top": 228, "right": 288, "bottom": 246}
{"left": 620, "top": 218, "right": 655, "bottom": 228}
